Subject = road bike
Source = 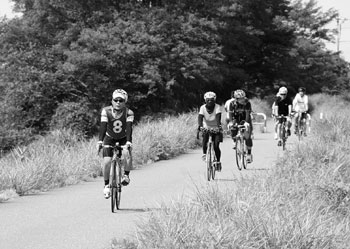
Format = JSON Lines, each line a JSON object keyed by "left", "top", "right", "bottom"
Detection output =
{"left": 199, "top": 127, "right": 221, "bottom": 181}
{"left": 276, "top": 115, "right": 288, "bottom": 150}
{"left": 295, "top": 111, "right": 307, "bottom": 141}
{"left": 103, "top": 143, "right": 130, "bottom": 212}
{"left": 232, "top": 124, "right": 248, "bottom": 170}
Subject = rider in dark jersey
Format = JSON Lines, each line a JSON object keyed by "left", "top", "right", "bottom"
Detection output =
{"left": 97, "top": 89, "right": 134, "bottom": 199}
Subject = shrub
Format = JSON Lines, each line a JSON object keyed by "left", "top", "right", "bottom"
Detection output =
{"left": 50, "top": 100, "right": 97, "bottom": 137}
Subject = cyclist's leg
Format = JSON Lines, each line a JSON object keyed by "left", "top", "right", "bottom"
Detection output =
{"left": 274, "top": 118, "right": 278, "bottom": 139}
{"left": 102, "top": 136, "right": 116, "bottom": 186}
{"left": 202, "top": 132, "right": 209, "bottom": 160}
{"left": 293, "top": 112, "right": 299, "bottom": 133}
{"left": 244, "top": 123, "right": 253, "bottom": 162}
{"left": 213, "top": 134, "right": 221, "bottom": 162}
{"left": 117, "top": 137, "right": 131, "bottom": 185}
{"left": 286, "top": 116, "right": 292, "bottom": 135}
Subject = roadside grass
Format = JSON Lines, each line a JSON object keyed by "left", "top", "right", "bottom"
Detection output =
{"left": 110, "top": 94, "right": 350, "bottom": 248}
{"left": 0, "top": 112, "right": 198, "bottom": 201}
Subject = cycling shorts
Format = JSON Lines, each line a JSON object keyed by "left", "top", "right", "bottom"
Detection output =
{"left": 103, "top": 135, "right": 127, "bottom": 157}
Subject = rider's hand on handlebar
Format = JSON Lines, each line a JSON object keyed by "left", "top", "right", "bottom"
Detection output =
{"left": 97, "top": 141, "right": 103, "bottom": 154}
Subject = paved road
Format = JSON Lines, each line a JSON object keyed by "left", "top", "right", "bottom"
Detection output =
{"left": 0, "top": 121, "right": 297, "bottom": 249}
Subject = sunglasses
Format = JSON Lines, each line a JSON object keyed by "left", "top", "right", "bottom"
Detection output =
{"left": 113, "top": 98, "right": 125, "bottom": 103}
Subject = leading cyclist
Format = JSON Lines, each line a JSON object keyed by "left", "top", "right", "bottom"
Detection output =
{"left": 198, "top": 91, "right": 223, "bottom": 171}
{"left": 97, "top": 89, "right": 134, "bottom": 199}
{"left": 228, "top": 89, "right": 253, "bottom": 163}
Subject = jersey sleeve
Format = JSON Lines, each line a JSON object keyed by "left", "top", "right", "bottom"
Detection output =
{"left": 199, "top": 105, "right": 205, "bottom": 115}
{"left": 215, "top": 104, "right": 222, "bottom": 114}
{"left": 126, "top": 109, "right": 134, "bottom": 122}
{"left": 101, "top": 108, "right": 108, "bottom": 122}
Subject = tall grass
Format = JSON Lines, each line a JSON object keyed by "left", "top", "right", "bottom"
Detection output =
{"left": 0, "top": 112, "right": 198, "bottom": 201}
{"left": 110, "top": 94, "right": 350, "bottom": 248}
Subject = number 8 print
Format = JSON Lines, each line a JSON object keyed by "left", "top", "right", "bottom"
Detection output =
{"left": 113, "top": 120, "right": 123, "bottom": 133}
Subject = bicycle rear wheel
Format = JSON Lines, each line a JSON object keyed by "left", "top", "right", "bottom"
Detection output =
{"left": 206, "top": 143, "right": 213, "bottom": 181}
{"left": 235, "top": 138, "right": 243, "bottom": 170}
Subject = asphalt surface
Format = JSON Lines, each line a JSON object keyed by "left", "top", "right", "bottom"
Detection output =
{"left": 0, "top": 121, "right": 298, "bottom": 249}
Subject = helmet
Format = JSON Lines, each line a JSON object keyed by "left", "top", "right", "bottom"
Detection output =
{"left": 278, "top": 87, "right": 288, "bottom": 95}
{"left": 204, "top": 91, "right": 216, "bottom": 100}
{"left": 112, "top": 89, "right": 128, "bottom": 102}
{"left": 234, "top": 89, "right": 246, "bottom": 99}
{"left": 298, "top": 87, "right": 306, "bottom": 93}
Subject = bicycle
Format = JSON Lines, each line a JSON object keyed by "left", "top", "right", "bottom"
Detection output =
{"left": 295, "top": 111, "right": 307, "bottom": 141}
{"left": 199, "top": 127, "right": 221, "bottom": 181}
{"left": 102, "top": 143, "right": 131, "bottom": 212}
{"left": 276, "top": 115, "right": 288, "bottom": 150}
{"left": 231, "top": 124, "right": 248, "bottom": 170}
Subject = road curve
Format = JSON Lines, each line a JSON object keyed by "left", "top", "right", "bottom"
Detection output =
{"left": 0, "top": 121, "right": 297, "bottom": 249}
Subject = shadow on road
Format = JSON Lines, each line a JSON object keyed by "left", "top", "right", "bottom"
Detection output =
{"left": 117, "top": 207, "right": 162, "bottom": 213}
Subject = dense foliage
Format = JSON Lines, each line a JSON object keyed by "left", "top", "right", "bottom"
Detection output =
{"left": 0, "top": 0, "right": 349, "bottom": 151}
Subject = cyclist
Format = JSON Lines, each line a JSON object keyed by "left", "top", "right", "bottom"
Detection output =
{"left": 198, "top": 91, "right": 223, "bottom": 171}
{"left": 272, "top": 86, "right": 292, "bottom": 146}
{"left": 228, "top": 89, "right": 253, "bottom": 163}
{"left": 292, "top": 87, "right": 309, "bottom": 135}
{"left": 224, "top": 90, "right": 235, "bottom": 126}
{"left": 97, "top": 89, "right": 134, "bottom": 199}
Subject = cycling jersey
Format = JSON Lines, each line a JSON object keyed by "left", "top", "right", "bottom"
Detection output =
{"left": 100, "top": 106, "right": 134, "bottom": 140}
{"left": 229, "top": 98, "right": 252, "bottom": 123}
{"left": 293, "top": 93, "right": 308, "bottom": 112}
{"left": 275, "top": 97, "right": 292, "bottom": 116}
{"left": 199, "top": 104, "right": 221, "bottom": 128}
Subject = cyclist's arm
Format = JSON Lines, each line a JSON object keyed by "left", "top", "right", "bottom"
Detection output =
{"left": 99, "top": 108, "right": 108, "bottom": 142}
{"left": 126, "top": 109, "right": 134, "bottom": 142}
{"left": 198, "top": 114, "right": 204, "bottom": 128}
{"left": 215, "top": 113, "right": 222, "bottom": 127}
{"left": 99, "top": 122, "right": 107, "bottom": 142}
{"left": 305, "top": 95, "right": 309, "bottom": 112}
{"left": 245, "top": 102, "right": 252, "bottom": 122}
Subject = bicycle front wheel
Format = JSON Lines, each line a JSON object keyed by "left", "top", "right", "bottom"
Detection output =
{"left": 242, "top": 139, "right": 247, "bottom": 169}
{"left": 206, "top": 143, "right": 213, "bottom": 181}
{"left": 235, "top": 138, "right": 243, "bottom": 170}
{"left": 282, "top": 125, "right": 287, "bottom": 151}
{"left": 110, "top": 161, "right": 117, "bottom": 213}
{"left": 116, "top": 161, "right": 122, "bottom": 210}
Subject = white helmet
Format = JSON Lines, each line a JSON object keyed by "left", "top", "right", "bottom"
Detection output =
{"left": 112, "top": 89, "right": 128, "bottom": 102}
{"left": 278, "top": 87, "right": 288, "bottom": 95}
{"left": 204, "top": 91, "right": 216, "bottom": 100}
{"left": 234, "top": 89, "right": 246, "bottom": 99}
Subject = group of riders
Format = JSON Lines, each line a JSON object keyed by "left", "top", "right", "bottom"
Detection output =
{"left": 198, "top": 86, "right": 310, "bottom": 171}
{"left": 97, "top": 86, "right": 309, "bottom": 198}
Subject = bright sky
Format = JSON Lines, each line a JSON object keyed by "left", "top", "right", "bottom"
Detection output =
{"left": 1, "top": 0, "right": 350, "bottom": 61}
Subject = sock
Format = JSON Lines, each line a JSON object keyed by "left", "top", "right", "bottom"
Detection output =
{"left": 124, "top": 171, "right": 130, "bottom": 176}
{"left": 248, "top": 149, "right": 251, "bottom": 154}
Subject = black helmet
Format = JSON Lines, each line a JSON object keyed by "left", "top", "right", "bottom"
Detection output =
{"left": 298, "top": 87, "right": 306, "bottom": 93}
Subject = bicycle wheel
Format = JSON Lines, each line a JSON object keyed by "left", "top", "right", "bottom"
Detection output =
{"left": 116, "top": 161, "right": 122, "bottom": 210}
{"left": 281, "top": 124, "right": 286, "bottom": 150}
{"left": 206, "top": 143, "right": 212, "bottom": 181}
{"left": 110, "top": 161, "right": 117, "bottom": 213}
{"left": 242, "top": 139, "right": 247, "bottom": 169}
{"left": 211, "top": 147, "right": 216, "bottom": 180}
{"left": 235, "top": 137, "right": 243, "bottom": 170}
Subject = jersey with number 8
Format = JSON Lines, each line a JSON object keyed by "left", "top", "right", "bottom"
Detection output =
{"left": 101, "top": 106, "right": 134, "bottom": 140}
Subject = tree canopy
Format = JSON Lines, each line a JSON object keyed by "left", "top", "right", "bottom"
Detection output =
{"left": 0, "top": 0, "right": 349, "bottom": 151}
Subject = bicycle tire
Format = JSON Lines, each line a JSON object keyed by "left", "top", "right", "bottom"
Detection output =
{"left": 242, "top": 139, "right": 247, "bottom": 169}
{"left": 110, "top": 160, "right": 117, "bottom": 213}
{"left": 235, "top": 137, "right": 243, "bottom": 170}
{"left": 211, "top": 147, "right": 216, "bottom": 180}
{"left": 282, "top": 125, "right": 286, "bottom": 150}
{"left": 206, "top": 142, "right": 212, "bottom": 181}
{"left": 116, "top": 160, "right": 122, "bottom": 210}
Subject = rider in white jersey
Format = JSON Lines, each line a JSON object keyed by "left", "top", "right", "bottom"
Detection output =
{"left": 292, "top": 87, "right": 309, "bottom": 135}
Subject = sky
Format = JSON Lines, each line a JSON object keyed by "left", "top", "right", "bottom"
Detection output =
{"left": 1, "top": 0, "right": 350, "bottom": 61}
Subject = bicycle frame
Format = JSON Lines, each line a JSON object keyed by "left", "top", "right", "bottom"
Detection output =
{"left": 106, "top": 143, "right": 130, "bottom": 212}
{"left": 276, "top": 115, "right": 288, "bottom": 150}
{"left": 296, "top": 111, "right": 306, "bottom": 141}
{"left": 200, "top": 127, "right": 219, "bottom": 181}
{"left": 234, "top": 124, "right": 247, "bottom": 170}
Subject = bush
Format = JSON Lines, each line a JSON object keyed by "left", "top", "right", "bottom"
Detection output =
{"left": 50, "top": 100, "right": 97, "bottom": 137}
